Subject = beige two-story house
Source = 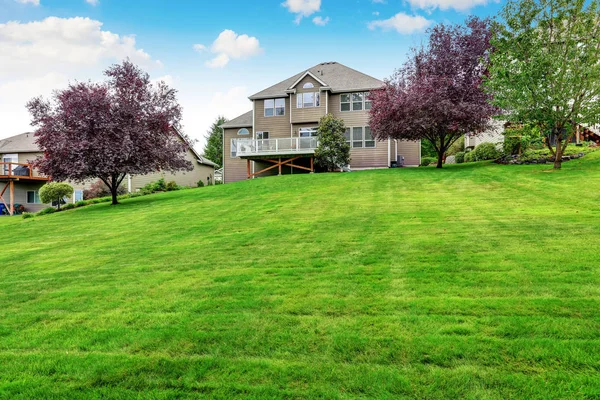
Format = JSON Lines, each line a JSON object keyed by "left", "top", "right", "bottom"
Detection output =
{"left": 221, "top": 62, "right": 421, "bottom": 184}
{"left": 0, "top": 131, "right": 217, "bottom": 215}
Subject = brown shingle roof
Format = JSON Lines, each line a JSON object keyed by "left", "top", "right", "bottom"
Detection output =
{"left": 0, "top": 132, "right": 39, "bottom": 153}
{"left": 249, "top": 62, "right": 384, "bottom": 100}
{"left": 221, "top": 110, "right": 253, "bottom": 129}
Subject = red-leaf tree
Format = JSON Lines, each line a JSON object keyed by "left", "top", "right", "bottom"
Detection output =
{"left": 370, "top": 17, "right": 498, "bottom": 168}
{"left": 27, "top": 60, "right": 192, "bottom": 205}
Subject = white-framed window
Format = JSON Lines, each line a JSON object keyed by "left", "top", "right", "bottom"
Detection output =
{"left": 340, "top": 92, "right": 371, "bottom": 112}
{"left": 364, "top": 126, "right": 375, "bottom": 147}
{"left": 231, "top": 139, "right": 238, "bottom": 158}
{"left": 256, "top": 131, "right": 269, "bottom": 140}
{"left": 238, "top": 128, "right": 250, "bottom": 135}
{"left": 27, "top": 190, "right": 41, "bottom": 204}
{"left": 352, "top": 93, "right": 364, "bottom": 111}
{"left": 264, "top": 98, "right": 285, "bottom": 117}
{"left": 299, "top": 127, "right": 318, "bottom": 137}
{"left": 303, "top": 82, "right": 314, "bottom": 89}
{"left": 344, "top": 127, "right": 376, "bottom": 149}
{"left": 365, "top": 93, "right": 372, "bottom": 110}
{"left": 74, "top": 189, "right": 84, "bottom": 202}
{"left": 2, "top": 153, "right": 18, "bottom": 174}
{"left": 297, "top": 92, "right": 321, "bottom": 108}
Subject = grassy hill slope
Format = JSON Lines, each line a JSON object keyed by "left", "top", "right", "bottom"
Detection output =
{"left": 1, "top": 154, "right": 600, "bottom": 399}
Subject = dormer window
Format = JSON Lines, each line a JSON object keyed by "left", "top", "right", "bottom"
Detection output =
{"left": 303, "top": 82, "right": 314, "bottom": 89}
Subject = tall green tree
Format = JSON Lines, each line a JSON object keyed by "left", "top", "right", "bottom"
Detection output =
{"left": 485, "top": 0, "right": 600, "bottom": 169}
{"left": 203, "top": 116, "right": 228, "bottom": 168}
{"left": 315, "top": 114, "right": 350, "bottom": 172}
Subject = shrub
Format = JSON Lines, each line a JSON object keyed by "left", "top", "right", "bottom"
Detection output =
{"left": 62, "top": 203, "right": 75, "bottom": 210}
{"left": 39, "top": 182, "right": 74, "bottom": 210}
{"left": 166, "top": 181, "right": 179, "bottom": 191}
{"left": 420, "top": 157, "right": 436, "bottom": 166}
{"left": 37, "top": 207, "right": 56, "bottom": 216}
{"left": 22, "top": 212, "right": 34, "bottom": 219}
{"left": 464, "top": 151, "right": 474, "bottom": 163}
{"left": 314, "top": 114, "right": 351, "bottom": 172}
{"left": 472, "top": 142, "right": 501, "bottom": 161}
{"left": 197, "top": 180, "right": 205, "bottom": 188}
{"left": 455, "top": 152, "right": 465, "bottom": 164}
{"left": 141, "top": 178, "right": 167, "bottom": 195}
{"left": 75, "top": 200, "right": 88, "bottom": 208}
{"left": 84, "top": 180, "right": 126, "bottom": 200}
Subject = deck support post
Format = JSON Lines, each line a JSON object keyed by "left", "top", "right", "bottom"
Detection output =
{"left": 310, "top": 157, "right": 314, "bottom": 173}
{"left": 278, "top": 158, "right": 282, "bottom": 175}
{"left": 247, "top": 159, "right": 251, "bottom": 180}
{"left": 9, "top": 181, "right": 14, "bottom": 216}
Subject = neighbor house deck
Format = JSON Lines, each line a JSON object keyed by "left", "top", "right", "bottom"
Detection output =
{"left": 0, "top": 162, "right": 49, "bottom": 215}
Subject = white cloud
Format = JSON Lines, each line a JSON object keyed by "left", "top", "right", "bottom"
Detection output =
{"left": 282, "top": 0, "right": 321, "bottom": 24}
{"left": 85, "top": 0, "right": 99, "bottom": 5}
{"left": 202, "top": 30, "right": 263, "bottom": 68}
{"left": 368, "top": 13, "right": 433, "bottom": 34}
{"left": 407, "top": 0, "right": 491, "bottom": 11}
{"left": 16, "top": 0, "right": 40, "bottom": 5}
{"left": 193, "top": 43, "right": 207, "bottom": 52}
{"left": 312, "top": 16, "right": 330, "bottom": 26}
{"left": 0, "top": 16, "right": 160, "bottom": 137}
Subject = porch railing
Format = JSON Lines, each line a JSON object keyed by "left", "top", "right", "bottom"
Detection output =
{"left": 235, "top": 137, "right": 319, "bottom": 157}
{"left": 0, "top": 162, "right": 45, "bottom": 179}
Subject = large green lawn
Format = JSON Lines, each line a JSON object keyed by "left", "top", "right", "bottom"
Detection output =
{"left": 1, "top": 153, "right": 599, "bottom": 399}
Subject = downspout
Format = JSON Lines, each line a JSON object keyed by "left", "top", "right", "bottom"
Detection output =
{"left": 221, "top": 126, "right": 225, "bottom": 184}
{"left": 387, "top": 137, "right": 391, "bottom": 167}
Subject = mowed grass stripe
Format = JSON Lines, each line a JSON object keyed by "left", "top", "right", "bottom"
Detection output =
{"left": 0, "top": 153, "right": 599, "bottom": 398}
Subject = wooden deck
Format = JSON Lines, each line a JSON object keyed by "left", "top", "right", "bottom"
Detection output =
{"left": 0, "top": 163, "right": 48, "bottom": 216}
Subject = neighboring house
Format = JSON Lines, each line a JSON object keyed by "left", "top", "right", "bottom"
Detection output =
{"left": 465, "top": 120, "right": 506, "bottom": 150}
{"left": 221, "top": 62, "right": 421, "bottom": 184}
{"left": 0, "top": 131, "right": 217, "bottom": 215}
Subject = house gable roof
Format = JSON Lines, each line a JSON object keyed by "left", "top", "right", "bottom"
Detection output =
{"left": 221, "top": 111, "right": 253, "bottom": 129}
{"left": 249, "top": 62, "right": 384, "bottom": 100}
{"left": 0, "top": 132, "right": 39, "bottom": 153}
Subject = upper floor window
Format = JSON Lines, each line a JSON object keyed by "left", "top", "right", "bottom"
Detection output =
{"left": 2, "top": 153, "right": 18, "bottom": 174}
{"left": 299, "top": 128, "right": 318, "bottom": 137}
{"left": 238, "top": 128, "right": 250, "bottom": 135}
{"left": 297, "top": 92, "right": 320, "bottom": 108}
{"left": 303, "top": 82, "right": 314, "bottom": 89}
{"left": 344, "top": 127, "right": 376, "bottom": 148}
{"left": 231, "top": 139, "right": 238, "bottom": 158}
{"left": 264, "top": 98, "right": 285, "bottom": 117}
{"left": 340, "top": 92, "right": 371, "bottom": 112}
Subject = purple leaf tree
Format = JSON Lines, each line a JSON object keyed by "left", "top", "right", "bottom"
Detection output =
{"left": 370, "top": 17, "right": 499, "bottom": 168}
{"left": 27, "top": 60, "right": 193, "bottom": 204}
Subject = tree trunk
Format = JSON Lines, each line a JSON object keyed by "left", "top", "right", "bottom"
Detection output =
{"left": 436, "top": 151, "right": 444, "bottom": 169}
{"left": 553, "top": 139, "right": 563, "bottom": 170}
{"left": 111, "top": 187, "right": 119, "bottom": 205}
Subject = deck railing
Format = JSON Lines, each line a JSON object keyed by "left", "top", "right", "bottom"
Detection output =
{"left": 235, "top": 137, "right": 319, "bottom": 157}
{"left": 0, "top": 162, "right": 45, "bottom": 179}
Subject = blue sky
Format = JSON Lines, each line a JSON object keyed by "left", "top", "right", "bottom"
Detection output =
{"left": 0, "top": 0, "right": 504, "bottom": 149}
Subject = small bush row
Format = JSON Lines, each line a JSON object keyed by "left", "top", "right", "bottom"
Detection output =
{"left": 23, "top": 178, "right": 202, "bottom": 220}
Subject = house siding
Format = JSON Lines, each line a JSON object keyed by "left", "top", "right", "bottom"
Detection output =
{"left": 397, "top": 140, "right": 421, "bottom": 166}
{"left": 255, "top": 97, "right": 290, "bottom": 139}
{"left": 129, "top": 148, "right": 214, "bottom": 191}
{"left": 224, "top": 127, "right": 253, "bottom": 183}
{"left": 292, "top": 75, "right": 326, "bottom": 124}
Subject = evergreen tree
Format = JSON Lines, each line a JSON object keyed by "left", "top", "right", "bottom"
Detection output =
{"left": 203, "top": 116, "right": 228, "bottom": 168}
